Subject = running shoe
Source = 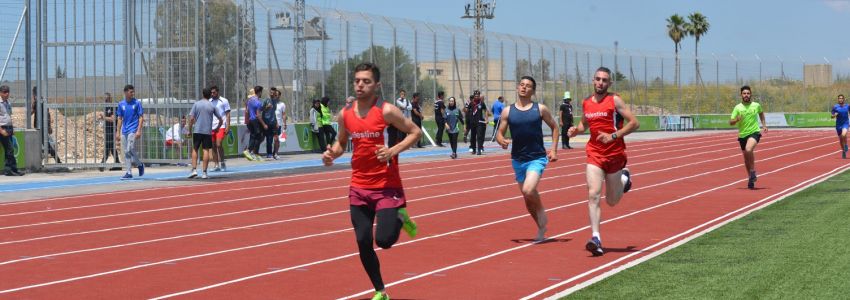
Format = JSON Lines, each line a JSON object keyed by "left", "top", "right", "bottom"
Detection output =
{"left": 622, "top": 168, "right": 632, "bottom": 193}
{"left": 585, "top": 236, "right": 604, "bottom": 256}
{"left": 188, "top": 169, "right": 198, "bottom": 179}
{"left": 843, "top": 149, "right": 847, "bottom": 159}
{"left": 371, "top": 291, "right": 389, "bottom": 300}
{"left": 138, "top": 164, "right": 145, "bottom": 177}
{"left": 243, "top": 150, "right": 254, "bottom": 161}
{"left": 748, "top": 171, "right": 757, "bottom": 190}
{"left": 212, "top": 167, "right": 222, "bottom": 172}
{"left": 120, "top": 172, "right": 133, "bottom": 180}
{"left": 469, "top": 148, "right": 474, "bottom": 153}
{"left": 398, "top": 208, "right": 418, "bottom": 238}
{"left": 201, "top": 172, "right": 208, "bottom": 179}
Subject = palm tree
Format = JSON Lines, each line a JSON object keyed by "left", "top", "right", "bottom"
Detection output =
{"left": 666, "top": 14, "right": 686, "bottom": 89}
{"left": 686, "top": 12, "right": 710, "bottom": 85}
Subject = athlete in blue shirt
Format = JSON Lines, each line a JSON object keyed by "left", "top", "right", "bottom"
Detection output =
{"left": 115, "top": 84, "right": 145, "bottom": 179}
{"left": 831, "top": 94, "right": 848, "bottom": 158}
{"left": 490, "top": 96, "right": 505, "bottom": 142}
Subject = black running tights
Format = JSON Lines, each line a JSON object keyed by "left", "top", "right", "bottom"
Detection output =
{"left": 350, "top": 205, "right": 402, "bottom": 291}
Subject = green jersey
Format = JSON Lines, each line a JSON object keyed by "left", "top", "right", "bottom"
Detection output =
{"left": 731, "top": 102, "right": 763, "bottom": 138}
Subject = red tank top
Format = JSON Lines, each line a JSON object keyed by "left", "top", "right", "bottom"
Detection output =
{"left": 583, "top": 93, "right": 626, "bottom": 157}
{"left": 344, "top": 99, "right": 403, "bottom": 189}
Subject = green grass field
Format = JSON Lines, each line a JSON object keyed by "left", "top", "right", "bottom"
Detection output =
{"left": 565, "top": 169, "right": 850, "bottom": 299}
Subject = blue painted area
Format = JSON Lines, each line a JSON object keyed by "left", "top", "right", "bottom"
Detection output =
{"left": 0, "top": 147, "right": 463, "bottom": 193}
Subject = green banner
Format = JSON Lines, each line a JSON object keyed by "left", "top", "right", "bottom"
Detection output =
{"left": 692, "top": 114, "right": 736, "bottom": 130}
{"left": 223, "top": 125, "right": 239, "bottom": 156}
{"left": 294, "top": 123, "right": 322, "bottom": 151}
{"left": 785, "top": 113, "right": 834, "bottom": 127}
{"left": 634, "top": 115, "right": 661, "bottom": 131}
{"left": 0, "top": 131, "right": 26, "bottom": 169}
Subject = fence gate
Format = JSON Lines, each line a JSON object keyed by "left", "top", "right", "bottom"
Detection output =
{"left": 38, "top": 0, "right": 200, "bottom": 170}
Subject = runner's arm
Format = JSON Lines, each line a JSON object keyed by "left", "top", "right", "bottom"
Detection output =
{"left": 539, "top": 104, "right": 559, "bottom": 161}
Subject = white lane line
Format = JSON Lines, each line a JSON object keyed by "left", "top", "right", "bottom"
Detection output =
{"left": 0, "top": 133, "right": 733, "bottom": 208}
{"left": 0, "top": 133, "right": 817, "bottom": 248}
{"left": 0, "top": 132, "right": 768, "bottom": 229}
{"left": 530, "top": 163, "right": 850, "bottom": 300}
{"left": 0, "top": 134, "right": 824, "bottom": 271}
{"left": 338, "top": 149, "right": 840, "bottom": 300}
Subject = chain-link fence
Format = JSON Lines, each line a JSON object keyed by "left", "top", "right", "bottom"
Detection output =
{"left": 1, "top": 0, "right": 849, "bottom": 169}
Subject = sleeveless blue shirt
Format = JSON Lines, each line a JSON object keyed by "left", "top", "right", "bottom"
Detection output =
{"left": 508, "top": 102, "right": 546, "bottom": 162}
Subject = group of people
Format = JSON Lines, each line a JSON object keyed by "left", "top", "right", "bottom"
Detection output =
{"left": 310, "top": 96, "right": 337, "bottom": 153}
{"left": 322, "top": 64, "right": 639, "bottom": 300}
{"left": 243, "top": 86, "right": 288, "bottom": 161}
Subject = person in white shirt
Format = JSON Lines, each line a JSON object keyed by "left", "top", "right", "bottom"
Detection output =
{"left": 272, "top": 87, "right": 288, "bottom": 157}
{"left": 389, "top": 89, "right": 412, "bottom": 147}
{"left": 165, "top": 116, "right": 188, "bottom": 154}
{"left": 209, "top": 86, "right": 231, "bottom": 171}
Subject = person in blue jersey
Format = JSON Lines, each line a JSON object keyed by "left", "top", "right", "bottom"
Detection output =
{"left": 831, "top": 94, "right": 849, "bottom": 158}
{"left": 490, "top": 96, "right": 505, "bottom": 142}
{"left": 115, "top": 84, "right": 145, "bottom": 180}
{"left": 495, "top": 76, "right": 560, "bottom": 242}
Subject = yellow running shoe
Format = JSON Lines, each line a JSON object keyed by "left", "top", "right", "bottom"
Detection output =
{"left": 398, "top": 208, "right": 418, "bottom": 238}
{"left": 371, "top": 291, "right": 389, "bottom": 300}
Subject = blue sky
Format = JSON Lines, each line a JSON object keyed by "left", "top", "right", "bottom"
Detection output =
{"left": 317, "top": 0, "right": 850, "bottom": 68}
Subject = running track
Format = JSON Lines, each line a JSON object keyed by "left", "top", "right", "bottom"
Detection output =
{"left": 0, "top": 130, "right": 847, "bottom": 299}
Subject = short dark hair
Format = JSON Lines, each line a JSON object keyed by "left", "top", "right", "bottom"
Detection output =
{"left": 520, "top": 76, "right": 537, "bottom": 90}
{"left": 354, "top": 62, "right": 381, "bottom": 82}
{"left": 321, "top": 96, "right": 330, "bottom": 105}
{"left": 840, "top": 94, "right": 846, "bottom": 98}
{"left": 104, "top": 92, "right": 112, "bottom": 98}
{"left": 0, "top": 85, "right": 8, "bottom": 93}
{"left": 202, "top": 87, "right": 212, "bottom": 99}
{"left": 123, "top": 84, "right": 134, "bottom": 92}
{"left": 412, "top": 92, "right": 420, "bottom": 99}
{"left": 596, "top": 67, "right": 612, "bottom": 76}
{"left": 254, "top": 85, "right": 264, "bottom": 95}
{"left": 399, "top": 89, "right": 406, "bottom": 94}
{"left": 741, "top": 85, "right": 751, "bottom": 93}
{"left": 209, "top": 85, "right": 219, "bottom": 92}
{"left": 437, "top": 91, "right": 445, "bottom": 98}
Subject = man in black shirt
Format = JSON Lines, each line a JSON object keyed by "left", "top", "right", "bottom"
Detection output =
{"left": 99, "top": 92, "right": 120, "bottom": 170}
{"left": 30, "top": 86, "right": 61, "bottom": 163}
{"left": 558, "top": 91, "right": 573, "bottom": 149}
{"left": 468, "top": 90, "right": 488, "bottom": 155}
{"left": 433, "top": 91, "right": 446, "bottom": 147}
{"left": 411, "top": 92, "right": 424, "bottom": 148}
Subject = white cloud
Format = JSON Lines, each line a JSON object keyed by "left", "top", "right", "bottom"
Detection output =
{"left": 825, "top": 0, "right": 850, "bottom": 12}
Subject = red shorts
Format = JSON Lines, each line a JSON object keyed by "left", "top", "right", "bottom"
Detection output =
{"left": 165, "top": 139, "right": 176, "bottom": 147}
{"left": 212, "top": 128, "right": 226, "bottom": 142}
{"left": 348, "top": 186, "right": 407, "bottom": 211}
{"left": 587, "top": 153, "right": 627, "bottom": 174}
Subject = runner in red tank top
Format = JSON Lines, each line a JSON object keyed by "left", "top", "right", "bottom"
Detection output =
{"left": 321, "top": 63, "right": 421, "bottom": 300}
{"left": 568, "top": 67, "right": 639, "bottom": 257}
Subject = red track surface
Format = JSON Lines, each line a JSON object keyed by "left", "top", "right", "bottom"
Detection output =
{"left": 1, "top": 130, "right": 847, "bottom": 299}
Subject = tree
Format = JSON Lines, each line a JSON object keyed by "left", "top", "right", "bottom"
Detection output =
{"left": 151, "top": 1, "right": 242, "bottom": 101}
{"left": 314, "top": 45, "right": 444, "bottom": 109}
{"left": 613, "top": 71, "right": 627, "bottom": 83}
{"left": 666, "top": 14, "right": 686, "bottom": 88}
{"left": 685, "top": 12, "right": 709, "bottom": 85}
{"left": 515, "top": 58, "right": 551, "bottom": 81}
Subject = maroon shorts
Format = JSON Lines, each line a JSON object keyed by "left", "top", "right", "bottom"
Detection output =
{"left": 348, "top": 186, "right": 407, "bottom": 211}
{"left": 587, "top": 153, "right": 628, "bottom": 174}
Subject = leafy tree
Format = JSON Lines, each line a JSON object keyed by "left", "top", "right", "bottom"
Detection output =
{"left": 685, "top": 12, "right": 710, "bottom": 85}
{"left": 313, "top": 45, "right": 444, "bottom": 109}
{"left": 667, "top": 14, "right": 686, "bottom": 88}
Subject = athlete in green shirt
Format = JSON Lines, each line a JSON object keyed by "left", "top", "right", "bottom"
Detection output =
{"left": 729, "top": 85, "right": 767, "bottom": 190}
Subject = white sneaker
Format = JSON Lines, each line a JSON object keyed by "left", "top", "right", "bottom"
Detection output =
{"left": 212, "top": 166, "right": 221, "bottom": 172}
{"left": 201, "top": 172, "right": 208, "bottom": 179}
{"left": 188, "top": 169, "right": 198, "bottom": 178}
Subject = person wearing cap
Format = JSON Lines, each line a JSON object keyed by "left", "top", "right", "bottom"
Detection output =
{"left": 0, "top": 85, "right": 24, "bottom": 176}
{"left": 558, "top": 91, "right": 574, "bottom": 149}
{"left": 490, "top": 96, "right": 505, "bottom": 142}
